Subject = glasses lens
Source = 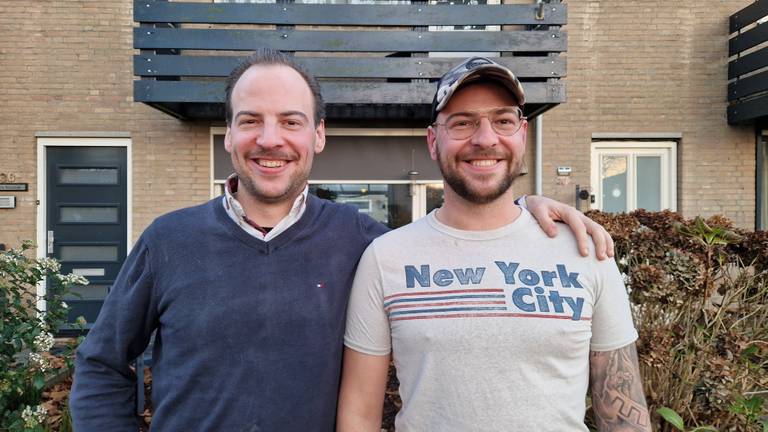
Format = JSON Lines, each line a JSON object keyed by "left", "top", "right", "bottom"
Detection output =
{"left": 442, "top": 107, "right": 522, "bottom": 139}
{"left": 446, "top": 116, "right": 476, "bottom": 140}
{"left": 490, "top": 109, "right": 522, "bottom": 136}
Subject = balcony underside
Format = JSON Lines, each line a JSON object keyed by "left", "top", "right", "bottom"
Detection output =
{"left": 133, "top": 0, "right": 568, "bottom": 122}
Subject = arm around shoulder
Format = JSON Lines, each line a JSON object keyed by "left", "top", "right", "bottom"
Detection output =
{"left": 70, "top": 235, "right": 159, "bottom": 431}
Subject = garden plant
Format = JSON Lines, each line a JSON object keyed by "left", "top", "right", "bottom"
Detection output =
{"left": 0, "top": 241, "right": 86, "bottom": 431}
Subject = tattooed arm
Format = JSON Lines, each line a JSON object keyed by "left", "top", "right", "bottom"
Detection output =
{"left": 590, "top": 343, "right": 651, "bottom": 431}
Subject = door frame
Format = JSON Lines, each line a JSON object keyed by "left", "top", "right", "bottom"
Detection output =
{"left": 35, "top": 136, "right": 133, "bottom": 312}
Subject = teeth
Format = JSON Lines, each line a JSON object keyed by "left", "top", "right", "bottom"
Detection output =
{"left": 257, "top": 159, "right": 285, "bottom": 168}
{"left": 469, "top": 160, "right": 497, "bottom": 167}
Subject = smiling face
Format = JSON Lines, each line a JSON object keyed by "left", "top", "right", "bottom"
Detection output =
{"left": 224, "top": 65, "right": 325, "bottom": 205}
{"left": 427, "top": 81, "right": 527, "bottom": 205}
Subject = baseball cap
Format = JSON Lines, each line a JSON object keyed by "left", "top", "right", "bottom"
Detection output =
{"left": 430, "top": 56, "right": 525, "bottom": 123}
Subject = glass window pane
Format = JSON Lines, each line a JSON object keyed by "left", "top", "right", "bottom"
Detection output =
{"left": 601, "top": 155, "right": 628, "bottom": 213}
{"left": 60, "top": 168, "right": 118, "bottom": 185}
{"left": 60, "top": 245, "right": 118, "bottom": 262}
{"left": 636, "top": 156, "right": 662, "bottom": 211}
{"left": 64, "top": 284, "right": 110, "bottom": 300}
{"left": 426, "top": 183, "right": 444, "bottom": 214}
{"left": 61, "top": 207, "right": 118, "bottom": 223}
{"left": 309, "top": 183, "right": 412, "bottom": 229}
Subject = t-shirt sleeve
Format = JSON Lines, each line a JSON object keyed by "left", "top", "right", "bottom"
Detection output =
{"left": 344, "top": 242, "right": 392, "bottom": 356}
{"left": 589, "top": 257, "right": 639, "bottom": 351}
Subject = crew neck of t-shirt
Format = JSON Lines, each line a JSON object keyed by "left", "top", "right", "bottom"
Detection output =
{"left": 425, "top": 207, "right": 533, "bottom": 241}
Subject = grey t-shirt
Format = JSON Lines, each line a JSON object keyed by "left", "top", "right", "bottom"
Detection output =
{"left": 344, "top": 209, "right": 638, "bottom": 432}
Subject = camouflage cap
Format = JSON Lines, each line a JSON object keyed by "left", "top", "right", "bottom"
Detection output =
{"left": 430, "top": 56, "right": 525, "bottom": 123}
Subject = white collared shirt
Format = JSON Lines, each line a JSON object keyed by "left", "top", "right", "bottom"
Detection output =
{"left": 221, "top": 174, "right": 309, "bottom": 242}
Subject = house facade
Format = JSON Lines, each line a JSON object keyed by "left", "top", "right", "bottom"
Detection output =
{"left": 0, "top": 0, "right": 763, "bottom": 326}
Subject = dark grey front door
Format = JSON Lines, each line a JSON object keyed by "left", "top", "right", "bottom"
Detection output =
{"left": 46, "top": 146, "right": 127, "bottom": 331}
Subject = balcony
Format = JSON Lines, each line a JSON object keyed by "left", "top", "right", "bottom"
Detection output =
{"left": 729, "top": 0, "right": 768, "bottom": 125}
{"left": 133, "top": 0, "right": 567, "bottom": 122}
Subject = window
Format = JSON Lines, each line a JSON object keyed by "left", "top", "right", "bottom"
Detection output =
{"left": 210, "top": 127, "right": 445, "bottom": 229}
{"left": 590, "top": 141, "right": 677, "bottom": 213}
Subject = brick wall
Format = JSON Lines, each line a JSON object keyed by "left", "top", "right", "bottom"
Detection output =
{"left": 538, "top": 0, "right": 756, "bottom": 228}
{"left": 0, "top": 0, "right": 759, "bottom": 255}
{"left": 0, "top": 0, "right": 211, "bottom": 250}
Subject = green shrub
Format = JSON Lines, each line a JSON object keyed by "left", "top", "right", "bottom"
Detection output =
{"left": 0, "top": 241, "right": 87, "bottom": 431}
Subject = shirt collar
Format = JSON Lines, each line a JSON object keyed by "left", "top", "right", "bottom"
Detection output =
{"left": 222, "top": 173, "right": 308, "bottom": 240}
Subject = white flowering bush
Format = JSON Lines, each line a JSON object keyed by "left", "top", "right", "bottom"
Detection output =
{"left": 0, "top": 241, "right": 88, "bottom": 431}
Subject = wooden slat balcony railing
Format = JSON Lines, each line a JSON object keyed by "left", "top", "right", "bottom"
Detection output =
{"left": 133, "top": 0, "right": 567, "bottom": 121}
{"left": 728, "top": 0, "right": 768, "bottom": 125}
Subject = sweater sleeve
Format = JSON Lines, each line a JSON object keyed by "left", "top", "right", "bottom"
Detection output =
{"left": 70, "top": 233, "right": 159, "bottom": 431}
{"left": 357, "top": 212, "right": 390, "bottom": 244}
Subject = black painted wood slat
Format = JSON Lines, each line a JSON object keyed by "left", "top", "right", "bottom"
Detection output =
{"left": 730, "top": 0, "right": 768, "bottom": 33}
{"left": 729, "top": 45, "right": 768, "bottom": 78}
{"left": 134, "top": 1, "right": 567, "bottom": 26}
{"left": 134, "top": 28, "right": 567, "bottom": 52}
{"left": 134, "top": 80, "right": 565, "bottom": 105}
{"left": 729, "top": 22, "right": 768, "bottom": 55}
{"left": 729, "top": 95, "right": 768, "bottom": 124}
{"left": 134, "top": 55, "right": 566, "bottom": 78}
{"left": 729, "top": 69, "right": 768, "bottom": 100}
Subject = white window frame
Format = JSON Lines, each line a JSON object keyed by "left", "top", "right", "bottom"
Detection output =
{"left": 590, "top": 141, "right": 677, "bottom": 212}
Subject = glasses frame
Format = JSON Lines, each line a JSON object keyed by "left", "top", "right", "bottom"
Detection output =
{"left": 432, "top": 106, "right": 527, "bottom": 140}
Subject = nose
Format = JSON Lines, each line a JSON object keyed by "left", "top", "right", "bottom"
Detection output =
{"left": 471, "top": 117, "right": 499, "bottom": 148}
{"left": 256, "top": 121, "right": 285, "bottom": 148}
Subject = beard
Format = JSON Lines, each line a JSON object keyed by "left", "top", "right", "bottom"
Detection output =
{"left": 436, "top": 146, "right": 522, "bottom": 205}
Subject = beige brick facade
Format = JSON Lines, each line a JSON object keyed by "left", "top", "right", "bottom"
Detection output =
{"left": 0, "top": 0, "right": 211, "bottom": 250}
{"left": 0, "top": 0, "right": 758, "bottom": 256}
{"left": 538, "top": 0, "right": 755, "bottom": 227}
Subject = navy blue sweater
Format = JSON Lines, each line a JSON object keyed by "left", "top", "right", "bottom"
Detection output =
{"left": 71, "top": 195, "right": 388, "bottom": 432}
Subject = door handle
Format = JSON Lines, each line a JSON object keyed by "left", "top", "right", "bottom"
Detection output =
{"left": 47, "top": 230, "right": 54, "bottom": 254}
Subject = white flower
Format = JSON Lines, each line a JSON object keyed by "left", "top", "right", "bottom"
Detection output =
{"left": 34, "top": 332, "right": 54, "bottom": 352}
{"left": 61, "top": 273, "right": 89, "bottom": 286}
{"left": 28, "top": 352, "right": 51, "bottom": 372}
{"left": 21, "top": 404, "right": 47, "bottom": 428}
{"left": 618, "top": 256, "right": 628, "bottom": 266}
{"left": 36, "top": 257, "right": 61, "bottom": 273}
{"left": 61, "top": 301, "right": 69, "bottom": 310}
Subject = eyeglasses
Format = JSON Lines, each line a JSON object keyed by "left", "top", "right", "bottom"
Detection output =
{"left": 432, "top": 106, "right": 526, "bottom": 140}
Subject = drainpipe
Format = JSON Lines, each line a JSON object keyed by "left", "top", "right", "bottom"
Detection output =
{"left": 534, "top": 0, "right": 545, "bottom": 196}
{"left": 535, "top": 115, "right": 543, "bottom": 196}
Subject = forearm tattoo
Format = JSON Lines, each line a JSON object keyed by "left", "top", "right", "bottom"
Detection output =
{"left": 590, "top": 344, "right": 651, "bottom": 431}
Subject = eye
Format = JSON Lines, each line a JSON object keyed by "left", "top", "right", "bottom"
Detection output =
{"left": 450, "top": 119, "right": 474, "bottom": 129}
{"left": 239, "top": 118, "right": 259, "bottom": 126}
{"left": 282, "top": 118, "right": 305, "bottom": 130}
{"left": 494, "top": 114, "right": 519, "bottom": 128}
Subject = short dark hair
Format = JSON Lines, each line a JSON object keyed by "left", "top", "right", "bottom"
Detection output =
{"left": 224, "top": 49, "right": 325, "bottom": 126}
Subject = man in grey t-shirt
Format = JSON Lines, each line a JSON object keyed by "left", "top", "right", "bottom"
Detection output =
{"left": 337, "top": 57, "right": 651, "bottom": 431}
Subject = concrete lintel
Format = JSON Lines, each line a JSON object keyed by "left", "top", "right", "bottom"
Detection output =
{"left": 591, "top": 132, "right": 682, "bottom": 140}
{"left": 34, "top": 131, "right": 131, "bottom": 138}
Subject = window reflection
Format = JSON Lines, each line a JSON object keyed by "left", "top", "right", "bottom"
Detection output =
{"left": 310, "top": 183, "right": 412, "bottom": 229}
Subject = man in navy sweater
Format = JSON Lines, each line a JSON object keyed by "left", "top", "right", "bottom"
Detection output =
{"left": 70, "top": 49, "right": 613, "bottom": 431}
